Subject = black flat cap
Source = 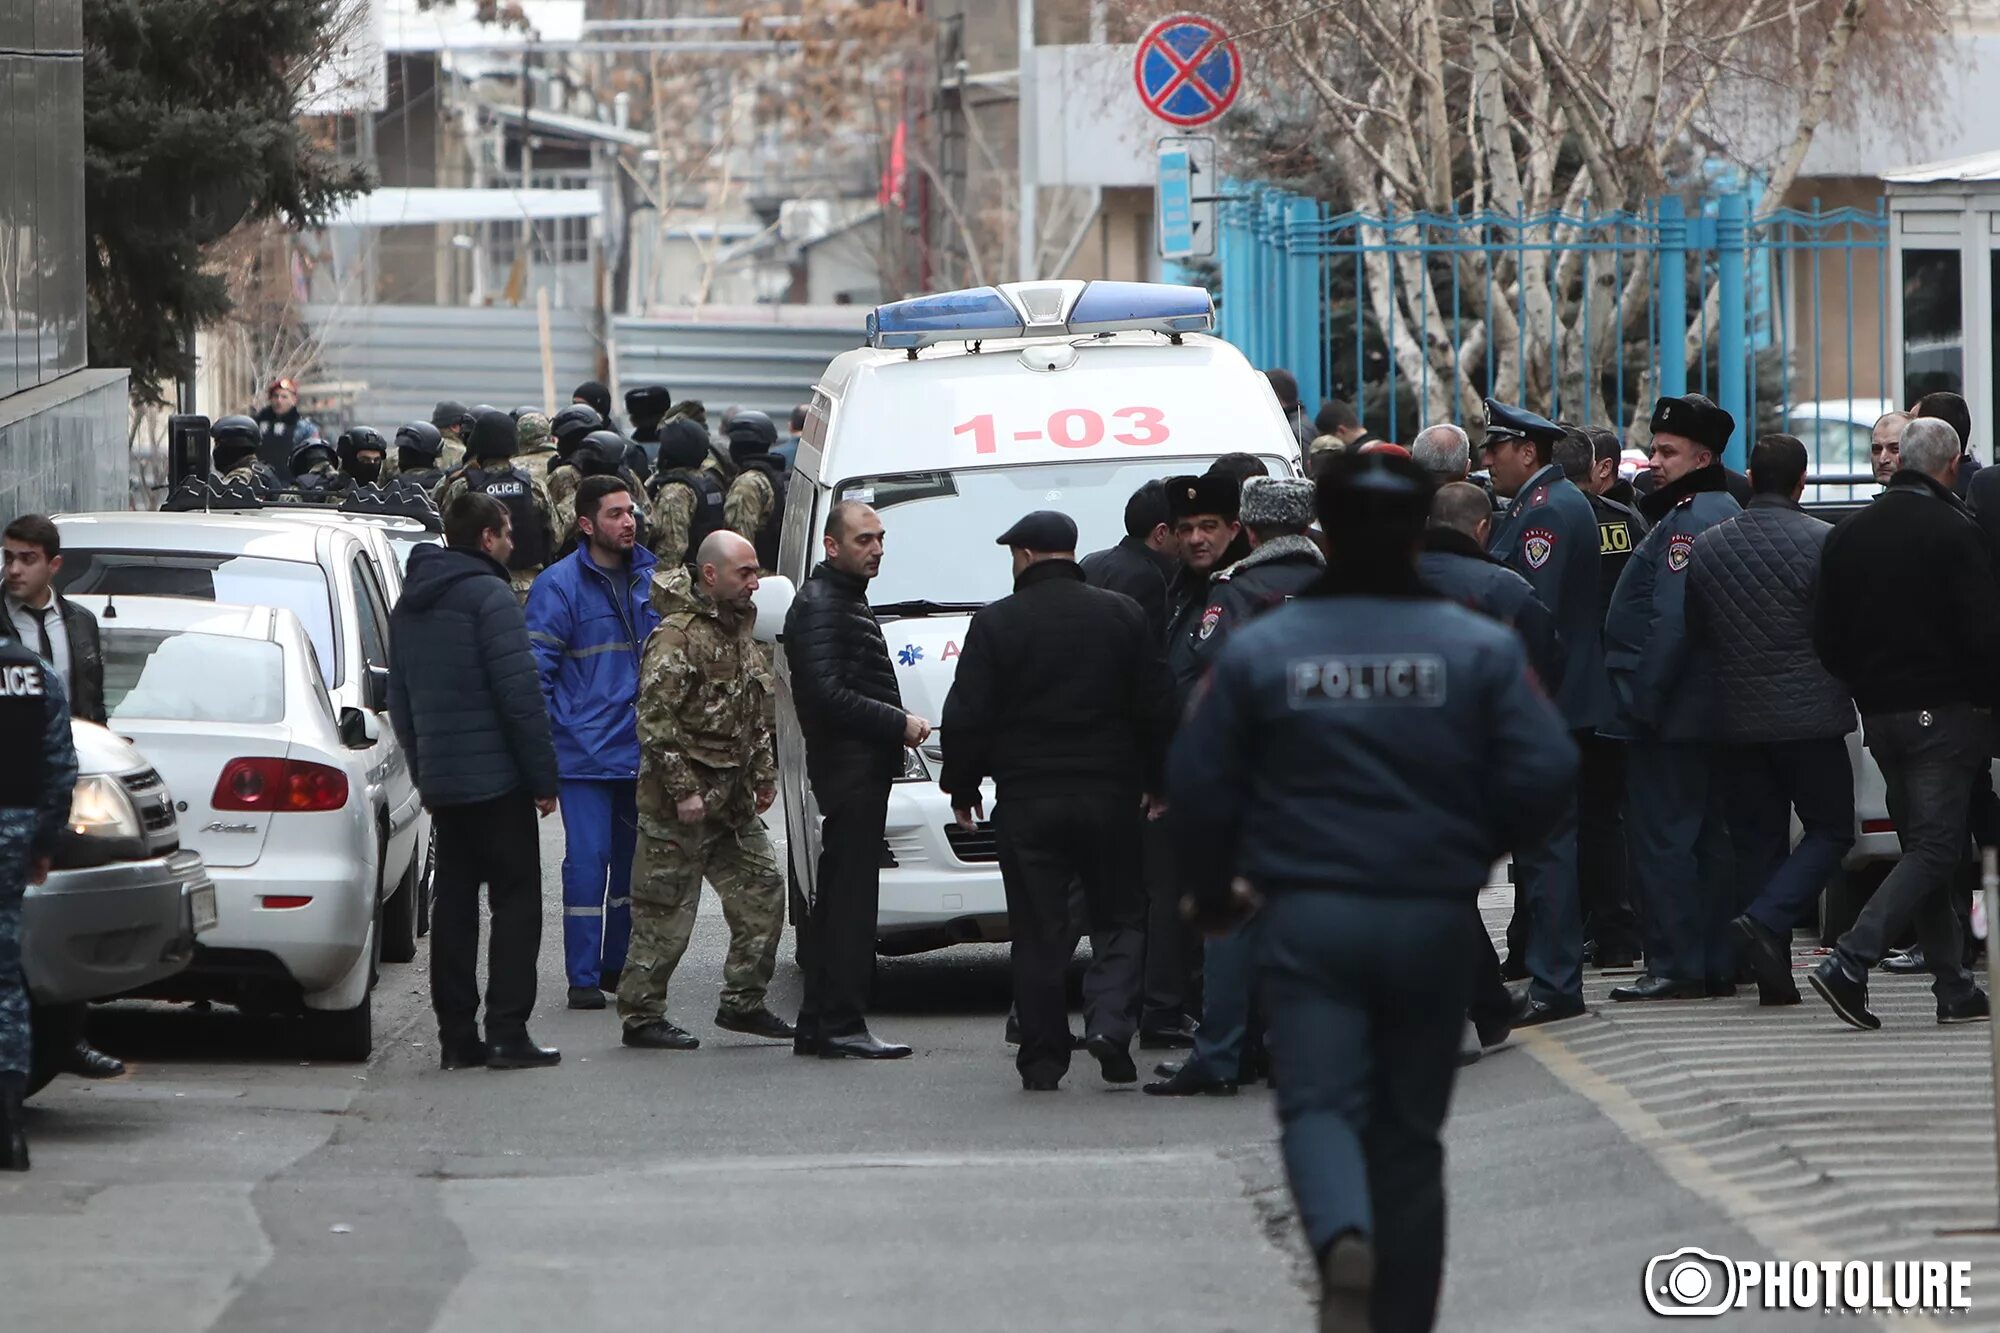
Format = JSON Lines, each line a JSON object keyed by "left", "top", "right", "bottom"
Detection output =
{"left": 1650, "top": 394, "right": 1735, "bottom": 454}
{"left": 1164, "top": 472, "right": 1241, "bottom": 523}
{"left": 996, "top": 510, "right": 1078, "bottom": 553}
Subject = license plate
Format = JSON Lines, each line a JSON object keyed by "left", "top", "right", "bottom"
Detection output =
{"left": 188, "top": 881, "right": 219, "bottom": 933}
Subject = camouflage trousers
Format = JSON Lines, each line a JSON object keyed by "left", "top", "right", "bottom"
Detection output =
{"left": 616, "top": 817, "right": 783, "bottom": 1027}
{"left": 0, "top": 819, "right": 33, "bottom": 1076}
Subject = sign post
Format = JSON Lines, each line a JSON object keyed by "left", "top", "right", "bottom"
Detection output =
{"left": 1157, "top": 136, "right": 1216, "bottom": 260}
{"left": 1133, "top": 14, "right": 1242, "bottom": 129}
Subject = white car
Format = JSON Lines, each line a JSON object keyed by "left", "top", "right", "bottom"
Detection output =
{"left": 769, "top": 279, "right": 1298, "bottom": 955}
{"left": 1783, "top": 398, "right": 1895, "bottom": 501}
{"left": 73, "top": 596, "right": 386, "bottom": 1059}
{"left": 50, "top": 512, "right": 428, "bottom": 968}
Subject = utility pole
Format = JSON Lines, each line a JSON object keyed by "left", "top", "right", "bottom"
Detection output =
{"left": 1016, "top": 0, "right": 1036, "bottom": 281}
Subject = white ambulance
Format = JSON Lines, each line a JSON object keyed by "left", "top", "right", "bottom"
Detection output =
{"left": 756, "top": 279, "right": 1301, "bottom": 955}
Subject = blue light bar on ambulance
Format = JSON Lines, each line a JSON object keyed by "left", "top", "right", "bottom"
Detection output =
{"left": 865, "top": 280, "right": 1215, "bottom": 351}
{"left": 866, "top": 286, "right": 1024, "bottom": 350}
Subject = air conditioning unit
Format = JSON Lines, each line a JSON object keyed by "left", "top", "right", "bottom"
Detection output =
{"left": 779, "top": 199, "right": 834, "bottom": 245}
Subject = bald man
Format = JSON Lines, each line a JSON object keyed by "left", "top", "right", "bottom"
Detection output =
{"left": 619, "top": 529, "right": 796, "bottom": 1050}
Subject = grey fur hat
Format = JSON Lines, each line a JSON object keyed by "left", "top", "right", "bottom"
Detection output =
{"left": 1240, "top": 475, "right": 1316, "bottom": 529}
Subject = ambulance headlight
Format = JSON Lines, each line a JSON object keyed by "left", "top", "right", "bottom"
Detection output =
{"left": 897, "top": 748, "right": 930, "bottom": 783}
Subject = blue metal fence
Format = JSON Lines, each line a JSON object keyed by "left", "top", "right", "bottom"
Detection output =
{"left": 1215, "top": 186, "right": 1888, "bottom": 478}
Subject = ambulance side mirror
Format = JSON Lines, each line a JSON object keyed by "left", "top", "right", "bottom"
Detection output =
{"left": 751, "top": 576, "right": 795, "bottom": 644}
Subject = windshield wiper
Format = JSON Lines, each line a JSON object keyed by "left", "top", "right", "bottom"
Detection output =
{"left": 873, "top": 599, "right": 985, "bottom": 618}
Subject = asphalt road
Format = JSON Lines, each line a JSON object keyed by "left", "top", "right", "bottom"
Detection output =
{"left": 5, "top": 822, "right": 1995, "bottom": 1330}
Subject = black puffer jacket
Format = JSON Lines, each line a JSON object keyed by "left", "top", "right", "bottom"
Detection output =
{"left": 1079, "top": 535, "right": 1175, "bottom": 643}
{"left": 939, "top": 560, "right": 1174, "bottom": 802}
{"left": 783, "top": 561, "right": 907, "bottom": 796}
{"left": 387, "top": 544, "right": 559, "bottom": 807}
{"left": 1687, "top": 494, "right": 1855, "bottom": 744}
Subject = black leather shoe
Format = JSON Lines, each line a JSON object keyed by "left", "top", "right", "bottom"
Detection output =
{"left": 567, "top": 985, "right": 607, "bottom": 1011}
{"left": 1021, "top": 1072, "right": 1062, "bottom": 1091}
{"left": 622, "top": 1021, "right": 700, "bottom": 1050}
{"left": 439, "top": 1039, "right": 488, "bottom": 1071}
{"left": 486, "top": 1034, "right": 562, "bottom": 1069}
{"left": 599, "top": 970, "right": 622, "bottom": 994}
{"left": 1880, "top": 947, "right": 1926, "bottom": 975}
{"left": 1706, "top": 978, "right": 1738, "bottom": 998}
{"left": 1139, "top": 1022, "right": 1198, "bottom": 1050}
{"left": 0, "top": 1073, "right": 28, "bottom": 1172}
{"left": 1731, "top": 915, "right": 1800, "bottom": 1006}
{"left": 1153, "top": 1059, "right": 1183, "bottom": 1079}
{"left": 1142, "top": 1062, "right": 1238, "bottom": 1096}
{"left": 1939, "top": 989, "right": 1991, "bottom": 1025}
{"left": 1510, "top": 993, "right": 1585, "bottom": 1026}
{"left": 1086, "top": 1034, "right": 1138, "bottom": 1084}
{"left": 819, "top": 1032, "right": 913, "bottom": 1060}
{"left": 64, "top": 1041, "right": 125, "bottom": 1079}
{"left": 1499, "top": 954, "right": 1528, "bottom": 982}
{"left": 1608, "top": 975, "right": 1707, "bottom": 1002}
{"left": 1473, "top": 1015, "right": 1511, "bottom": 1049}
{"left": 716, "top": 1007, "right": 797, "bottom": 1040}
{"left": 793, "top": 1029, "right": 822, "bottom": 1057}
{"left": 1808, "top": 957, "right": 1880, "bottom": 1030}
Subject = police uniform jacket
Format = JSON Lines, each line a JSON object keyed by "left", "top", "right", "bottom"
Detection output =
{"left": 0, "top": 630, "right": 78, "bottom": 865}
{"left": 1418, "top": 527, "right": 1563, "bottom": 689}
{"left": 1166, "top": 570, "right": 1578, "bottom": 906}
{"left": 1603, "top": 463, "right": 1742, "bottom": 740}
{"left": 1486, "top": 463, "right": 1605, "bottom": 730}
{"left": 939, "top": 560, "right": 1174, "bottom": 803}
{"left": 1169, "top": 535, "right": 1325, "bottom": 706}
{"left": 1588, "top": 492, "right": 1647, "bottom": 626}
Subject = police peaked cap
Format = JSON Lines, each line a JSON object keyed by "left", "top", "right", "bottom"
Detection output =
{"left": 1650, "top": 394, "right": 1735, "bottom": 455}
{"left": 1482, "top": 399, "right": 1565, "bottom": 448}
{"left": 1165, "top": 472, "right": 1240, "bottom": 523}
{"left": 468, "top": 408, "right": 520, "bottom": 460}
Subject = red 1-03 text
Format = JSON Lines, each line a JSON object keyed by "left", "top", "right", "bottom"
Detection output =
{"left": 953, "top": 407, "right": 1171, "bottom": 454}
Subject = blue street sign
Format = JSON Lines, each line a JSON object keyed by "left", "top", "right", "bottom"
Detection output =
{"left": 1159, "top": 147, "right": 1194, "bottom": 259}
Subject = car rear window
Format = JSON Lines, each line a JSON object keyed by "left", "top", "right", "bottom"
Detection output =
{"left": 55, "top": 550, "right": 341, "bottom": 685}
{"left": 101, "top": 629, "right": 286, "bottom": 724}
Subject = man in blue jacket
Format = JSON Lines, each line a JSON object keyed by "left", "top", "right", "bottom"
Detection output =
{"left": 1170, "top": 451, "right": 1576, "bottom": 1333}
{"left": 527, "top": 476, "right": 660, "bottom": 1010}
{"left": 1604, "top": 395, "right": 1745, "bottom": 1001}
{"left": 1481, "top": 399, "right": 1598, "bottom": 1025}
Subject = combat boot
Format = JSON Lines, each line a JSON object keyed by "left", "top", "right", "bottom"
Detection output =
{"left": 0, "top": 1072, "right": 29, "bottom": 1171}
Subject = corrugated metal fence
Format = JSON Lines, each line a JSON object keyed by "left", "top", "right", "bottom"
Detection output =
{"left": 301, "top": 303, "right": 600, "bottom": 431}
{"left": 612, "top": 316, "right": 865, "bottom": 423}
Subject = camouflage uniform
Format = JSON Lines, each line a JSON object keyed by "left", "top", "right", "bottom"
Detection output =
{"left": 646, "top": 457, "right": 733, "bottom": 568}
{"left": 219, "top": 460, "right": 281, "bottom": 495}
{"left": 515, "top": 413, "right": 558, "bottom": 489}
{"left": 435, "top": 464, "right": 557, "bottom": 597}
{"left": 723, "top": 466, "right": 776, "bottom": 544}
{"left": 617, "top": 567, "right": 783, "bottom": 1028}
{"left": 0, "top": 641, "right": 79, "bottom": 1078}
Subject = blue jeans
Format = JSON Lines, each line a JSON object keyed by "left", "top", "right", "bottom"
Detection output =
{"left": 1259, "top": 891, "right": 1477, "bottom": 1333}
{"left": 1186, "top": 916, "right": 1264, "bottom": 1083}
{"left": 558, "top": 779, "right": 637, "bottom": 988}
{"left": 1719, "top": 738, "right": 1855, "bottom": 936}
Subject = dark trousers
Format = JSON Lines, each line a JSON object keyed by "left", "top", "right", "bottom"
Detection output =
{"left": 1139, "top": 817, "right": 1197, "bottom": 1031}
{"left": 1260, "top": 891, "right": 1477, "bottom": 1333}
{"left": 994, "top": 791, "right": 1145, "bottom": 1078}
{"left": 1626, "top": 740, "right": 1733, "bottom": 983}
{"left": 1515, "top": 790, "right": 1583, "bottom": 1006}
{"left": 1186, "top": 917, "right": 1263, "bottom": 1082}
{"left": 1838, "top": 708, "right": 1987, "bottom": 1001}
{"left": 1576, "top": 731, "right": 1641, "bottom": 956}
{"left": 800, "top": 783, "right": 891, "bottom": 1039}
{"left": 430, "top": 790, "right": 543, "bottom": 1044}
{"left": 1719, "top": 737, "right": 1855, "bottom": 936}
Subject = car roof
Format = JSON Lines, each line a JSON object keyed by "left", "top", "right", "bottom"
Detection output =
{"left": 53, "top": 511, "right": 342, "bottom": 561}
{"left": 249, "top": 507, "right": 434, "bottom": 537}
{"left": 63, "top": 594, "right": 278, "bottom": 640}
{"left": 814, "top": 328, "right": 1236, "bottom": 403}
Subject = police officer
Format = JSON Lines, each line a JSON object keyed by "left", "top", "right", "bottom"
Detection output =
{"left": 1163, "top": 471, "right": 1248, "bottom": 712}
{"left": 649, "top": 419, "right": 730, "bottom": 569}
{"left": 1480, "top": 400, "right": 1598, "bottom": 1024}
{"left": 210, "top": 415, "right": 282, "bottom": 495}
{"left": 1560, "top": 426, "right": 1649, "bottom": 968}
{"left": 0, "top": 618, "right": 80, "bottom": 1170}
{"left": 1605, "top": 395, "right": 1744, "bottom": 1001}
{"left": 1169, "top": 451, "right": 1576, "bottom": 1333}
{"left": 514, "top": 411, "right": 558, "bottom": 489}
{"left": 624, "top": 384, "right": 673, "bottom": 471}
{"left": 436, "top": 409, "right": 556, "bottom": 597}
{"left": 337, "top": 427, "right": 389, "bottom": 488}
{"left": 1147, "top": 476, "right": 1325, "bottom": 1098}
{"left": 619, "top": 531, "right": 795, "bottom": 1049}
{"left": 289, "top": 437, "right": 344, "bottom": 494}
{"left": 722, "top": 411, "right": 788, "bottom": 571}
{"left": 430, "top": 401, "right": 474, "bottom": 471}
{"left": 544, "top": 405, "right": 605, "bottom": 531}
{"left": 392, "top": 422, "right": 448, "bottom": 493}
{"left": 939, "top": 510, "right": 1174, "bottom": 1090}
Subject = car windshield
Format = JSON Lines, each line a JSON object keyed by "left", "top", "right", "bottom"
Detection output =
{"left": 384, "top": 530, "right": 438, "bottom": 574}
{"left": 54, "top": 550, "right": 340, "bottom": 685}
{"left": 833, "top": 456, "right": 1290, "bottom": 609}
{"left": 101, "top": 629, "right": 286, "bottom": 724}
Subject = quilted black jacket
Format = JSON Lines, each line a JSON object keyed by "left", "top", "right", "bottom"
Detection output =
{"left": 387, "top": 544, "right": 559, "bottom": 807}
{"left": 783, "top": 561, "right": 907, "bottom": 795}
{"left": 1686, "top": 495, "right": 1854, "bottom": 743}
